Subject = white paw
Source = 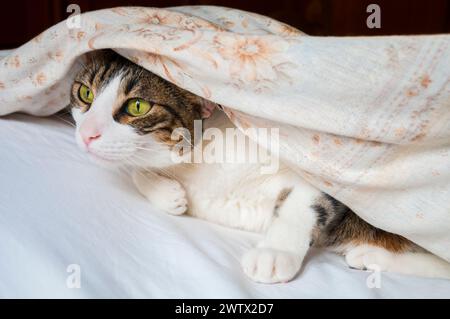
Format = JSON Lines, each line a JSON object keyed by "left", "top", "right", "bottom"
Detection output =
{"left": 133, "top": 172, "right": 188, "bottom": 215}
{"left": 241, "top": 248, "right": 302, "bottom": 284}
{"left": 151, "top": 178, "right": 188, "bottom": 215}
{"left": 345, "top": 245, "right": 393, "bottom": 272}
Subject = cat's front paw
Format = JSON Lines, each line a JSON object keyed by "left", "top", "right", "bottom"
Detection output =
{"left": 154, "top": 179, "right": 188, "bottom": 215}
{"left": 133, "top": 172, "right": 188, "bottom": 216}
{"left": 241, "top": 248, "right": 302, "bottom": 284}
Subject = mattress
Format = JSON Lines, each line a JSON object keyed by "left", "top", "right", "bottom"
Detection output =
{"left": 0, "top": 113, "right": 449, "bottom": 298}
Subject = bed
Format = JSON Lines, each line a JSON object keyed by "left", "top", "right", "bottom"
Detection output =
{"left": 1, "top": 112, "right": 449, "bottom": 298}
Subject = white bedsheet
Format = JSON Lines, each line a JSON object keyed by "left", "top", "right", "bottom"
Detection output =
{"left": 1, "top": 114, "right": 449, "bottom": 298}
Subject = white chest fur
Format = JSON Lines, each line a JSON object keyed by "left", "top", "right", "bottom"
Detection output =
{"left": 144, "top": 111, "right": 301, "bottom": 232}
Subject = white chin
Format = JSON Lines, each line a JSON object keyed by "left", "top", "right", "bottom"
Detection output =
{"left": 140, "top": 157, "right": 179, "bottom": 169}
{"left": 86, "top": 153, "right": 126, "bottom": 168}
{"left": 133, "top": 150, "right": 176, "bottom": 168}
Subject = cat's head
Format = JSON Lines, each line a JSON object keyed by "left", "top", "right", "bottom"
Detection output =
{"left": 70, "top": 50, "right": 209, "bottom": 168}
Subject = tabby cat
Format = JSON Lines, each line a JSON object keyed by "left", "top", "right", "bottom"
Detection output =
{"left": 70, "top": 50, "right": 450, "bottom": 283}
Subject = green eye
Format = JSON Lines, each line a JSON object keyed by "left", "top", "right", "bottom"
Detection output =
{"left": 126, "top": 98, "right": 151, "bottom": 117}
{"left": 79, "top": 84, "right": 94, "bottom": 104}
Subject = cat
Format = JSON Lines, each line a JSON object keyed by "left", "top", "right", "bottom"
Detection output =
{"left": 70, "top": 49, "right": 450, "bottom": 283}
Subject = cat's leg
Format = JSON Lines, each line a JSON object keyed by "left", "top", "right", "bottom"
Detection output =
{"left": 345, "top": 244, "right": 450, "bottom": 279}
{"left": 132, "top": 170, "right": 188, "bottom": 215}
{"left": 241, "top": 183, "right": 320, "bottom": 283}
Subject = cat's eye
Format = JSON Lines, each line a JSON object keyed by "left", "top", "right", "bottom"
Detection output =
{"left": 126, "top": 98, "right": 152, "bottom": 117}
{"left": 79, "top": 84, "right": 94, "bottom": 104}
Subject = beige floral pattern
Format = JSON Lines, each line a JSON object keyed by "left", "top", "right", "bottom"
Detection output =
{"left": 138, "top": 51, "right": 186, "bottom": 85}
{"left": 135, "top": 10, "right": 182, "bottom": 26}
{"left": 0, "top": 6, "right": 450, "bottom": 261}
{"left": 32, "top": 72, "right": 47, "bottom": 86}
{"left": 213, "top": 34, "right": 296, "bottom": 91}
{"left": 4, "top": 55, "right": 21, "bottom": 68}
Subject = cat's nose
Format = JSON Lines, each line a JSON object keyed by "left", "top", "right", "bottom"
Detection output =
{"left": 81, "top": 131, "right": 102, "bottom": 146}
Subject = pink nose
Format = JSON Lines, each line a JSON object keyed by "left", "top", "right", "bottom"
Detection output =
{"left": 81, "top": 131, "right": 102, "bottom": 146}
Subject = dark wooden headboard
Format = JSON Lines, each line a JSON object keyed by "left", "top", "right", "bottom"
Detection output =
{"left": 1, "top": 0, "right": 449, "bottom": 49}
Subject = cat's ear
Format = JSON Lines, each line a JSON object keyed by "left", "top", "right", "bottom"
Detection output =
{"left": 200, "top": 99, "right": 217, "bottom": 119}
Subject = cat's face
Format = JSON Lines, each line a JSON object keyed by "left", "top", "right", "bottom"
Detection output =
{"left": 70, "top": 50, "right": 203, "bottom": 168}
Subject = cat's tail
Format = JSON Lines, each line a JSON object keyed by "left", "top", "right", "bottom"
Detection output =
{"left": 312, "top": 193, "right": 450, "bottom": 279}
{"left": 384, "top": 251, "right": 450, "bottom": 279}
{"left": 344, "top": 244, "right": 450, "bottom": 279}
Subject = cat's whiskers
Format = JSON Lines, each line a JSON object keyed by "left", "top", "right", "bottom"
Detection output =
{"left": 125, "top": 157, "right": 171, "bottom": 183}
{"left": 154, "top": 166, "right": 182, "bottom": 182}
{"left": 54, "top": 114, "right": 76, "bottom": 127}
{"left": 135, "top": 139, "right": 169, "bottom": 148}
{"left": 130, "top": 153, "right": 181, "bottom": 182}
{"left": 134, "top": 146, "right": 164, "bottom": 153}
{"left": 57, "top": 108, "right": 72, "bottom": 115}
